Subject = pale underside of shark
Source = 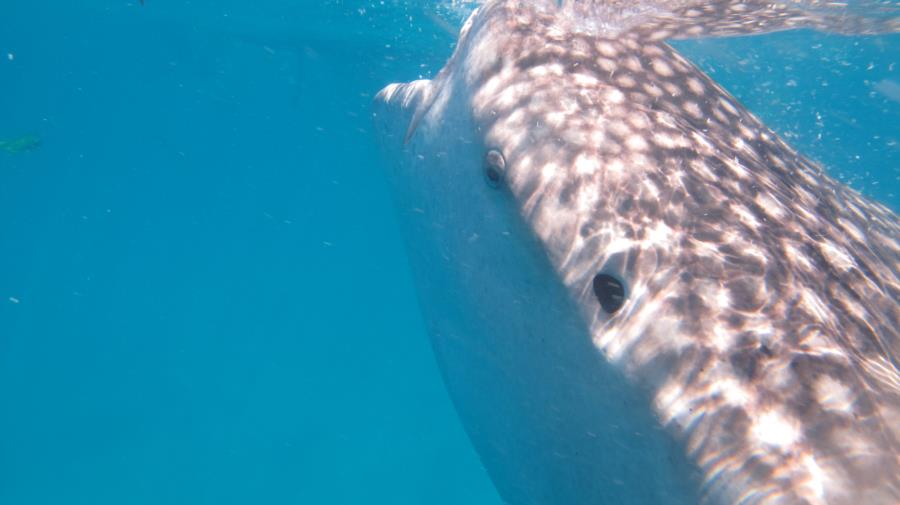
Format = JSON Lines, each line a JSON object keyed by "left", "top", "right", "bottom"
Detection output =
{"left": 372, "top": 1, "right": 900, "bottom": 504}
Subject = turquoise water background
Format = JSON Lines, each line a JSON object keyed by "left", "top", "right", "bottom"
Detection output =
{"left": 0, "top": 2, "right": 896, "bottom": 504}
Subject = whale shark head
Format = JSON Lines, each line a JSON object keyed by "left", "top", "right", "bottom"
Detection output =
{"left": 373, "top": 1, "right": 900, "bottom": 504}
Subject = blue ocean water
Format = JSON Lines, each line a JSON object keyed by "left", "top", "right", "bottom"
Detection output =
{"left": 0, "top": 2, "right": 896, "bottom": 504}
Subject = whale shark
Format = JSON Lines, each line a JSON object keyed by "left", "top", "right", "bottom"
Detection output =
{"left": 372, "top": 1, "right": 900, "bottom": 504}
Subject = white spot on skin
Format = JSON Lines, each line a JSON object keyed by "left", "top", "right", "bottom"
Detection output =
{"left": 625, "top": 135, "right": 648, "bottom": 151}
{"left": 662, "top": 82, "right": 681, "bottom": 97}
{"left": 644, "top": 221, "right": 674, "bottom": 247}
{"left": 655, "top": 381, "right": 690, "bottom": 423}
{"left": 690, "top": 133, "right": 716, "bottom": 157}
{"left": 731, "top": 204, "right": 762, "bottom": 229}
{"left": 529, "top": 63, "right": 564, "bottom": 78}
{"left": 492, "top": 81, "right": 528, "bottom": 110}
{"left": 715, "top": 287, "right": 731, "bottom": 310}
{"left": 711, "top": 322, "right": 737, "bottom": 351}
{"left": 725, "top": 158, "right": 750, "bottom": 179}
{"left": 841, "top": 297, "right": 868, "bottom": 323}
{"left": 837, "top": 218, "right": 866, "bottom": 244}
{"left": 652, "top": 58, "right": 674, "bottom": 76}
{"left": 642, "top": 44, "right": 664, "bottom": 57}
{"left": 628, "top": 153, "right": 650, "bottom": 170}
{"left": 684, "top": 101, "right": 702, "bottom": 119}
{"left": 819, "top": 240, "right": 854, "bottom": 272}
{"left": 714, "top": 377, "right": 751, "bottom": 407}
{"left": 755, "top": 193, "right": 786, "bottom": 220}
{"left": 576, "top": 183, "right": 599, "bottom": 212}
{"left": 623, "top": 56, "right": 642, "bottom": 72}
{"left": 653, "top": 131, "right": 686, "bottom": 149}
{"left": 608, "top": 120, "right": 631, "bottom": 137}
{"left": 800, "top": 291, "right": 834, "bottom": 326}
{"left": 816, "top": 375, "right": 854, "bottom": 413}
{"left": 718, "top": 97, "right": 739, "bottom": 116}
{"left": 574, "top": 154, "right": 599, "bottom": 175}
{"left": 616, "top": 74, "right": 636, "bottom": 88}
{"left": 686, "top": 77, "right": 705, "bottom": 95}
{"left": 626, "top": 112, "right": 650, "bottom": 131}
{"left": 541, "top": 162, "right": 558, "bottom": 182}
{"left": 595, "top": 41, "right": 617, "bottom": 57}
{"left": 605, "top": 88, "right": 625, "bottom": 104}
{"left": 713, "top": 107, "right": 729, "bottom": 123}
{"left": 589, "top": 129, "right": 606, "bottom": 146}
{"left": 752, "top": 410, "right": 800, "bottom": 448}
{"left": 683, "top": 26, "right": 703, "bottom": 37}
{"left": 572, "top": 72, "right": 599, "bottom": 87}
{"left": 597, "top": 57, "right": 616, "bottom": 73}
{"left": 545, "top": 110, "right": 567, "bottom": 128}
{"left": 640, "top": 84, "right": 662, "bottom": 100}
{"left": 801, "top": 455, "right": 827, "bottom": 501}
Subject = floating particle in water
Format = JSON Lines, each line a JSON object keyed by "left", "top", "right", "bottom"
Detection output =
{"left": 874, "top": 79, "right": 900, "bottom": 103}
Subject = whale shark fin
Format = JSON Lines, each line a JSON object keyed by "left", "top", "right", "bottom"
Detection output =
{"left": 403, "top": 81, "right": 437, "bottom": 144}
{"left": 556, "top": 0, "right": 899, "bottom": 39}
{"left": 374, "top": 79, "right": 439, "bottom": 144}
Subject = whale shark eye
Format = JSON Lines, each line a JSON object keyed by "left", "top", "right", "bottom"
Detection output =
{"left": 484, "top": 149, "right": 506, "bottom": 188}
{"left": 592, "top": 273, "right": 626, "bottom": 314}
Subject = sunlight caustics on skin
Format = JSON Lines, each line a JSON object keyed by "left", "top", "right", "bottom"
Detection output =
{"left": 375, "top": 1, "right": 900, "bottom": 504}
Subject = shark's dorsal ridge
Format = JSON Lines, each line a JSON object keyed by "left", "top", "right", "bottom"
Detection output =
{"left": 375, "top": 1, "right": 900, "bottom": 504}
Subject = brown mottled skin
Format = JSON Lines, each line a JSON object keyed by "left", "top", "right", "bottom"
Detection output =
{"left": 375, "top": 1, "right": 899, "bottom": 504}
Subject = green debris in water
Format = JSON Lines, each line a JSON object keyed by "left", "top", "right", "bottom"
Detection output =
{"left": 0, "top": 134, "right": 41, "bottom": 154}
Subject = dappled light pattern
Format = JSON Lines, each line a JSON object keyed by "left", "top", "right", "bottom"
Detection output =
{"left": 406, "top": 1, "right": 900, "bottom": 503}
{"left": 555, "top": 0, "right": 900, "bottom": 38}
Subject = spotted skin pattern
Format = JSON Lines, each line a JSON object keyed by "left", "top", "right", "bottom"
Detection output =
{"left": 376, "top": 1, "right": 899, "bottom": 504}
